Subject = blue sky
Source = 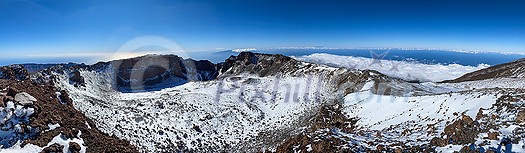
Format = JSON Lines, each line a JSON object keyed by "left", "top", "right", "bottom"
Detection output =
{"left": 1, "top": 0, "right": 524, "bottom": 60}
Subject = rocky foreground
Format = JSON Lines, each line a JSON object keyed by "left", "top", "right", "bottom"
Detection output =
{"left": 0, "top": 65, "right": 137, "bottom": 152}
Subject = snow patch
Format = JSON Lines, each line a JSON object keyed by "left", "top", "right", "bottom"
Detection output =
{"left": 0, "top": 141, "right": 42, "bottom": 153}
{"left": 45, "top": 123, "right": 61, "bottom": 132}
{"left": 45, "top": 131, "right": 87, "bottom": 153}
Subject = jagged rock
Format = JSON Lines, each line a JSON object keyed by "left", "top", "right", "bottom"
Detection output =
{"left": 394, "top": 148, "right": 402, "bottom": 153}
{"left": 41, "top": 143, "right": 64, "bottom": 153}
{"left": 441, "top": 115, "right": 480, "bottom": 145}
{"left": 69, "top": 70, "right": 85, "bottom": 87}
{"left": 14, "top": 92, "right": 37, "bottom": 106}
{"left": 276, "top": 133, "right": 353, "bottom": 153}
{"left": 193, "top": 125, "right": 202, "bottom": 133}
{"left": 61, "top": 128, "right": 75, "bottom": 139}
{"left": 475, "top": 108, "right": 485, "bottom": 120}
{"left": 311, "top": 104, "right": 356, "bottom": 130}
{"left": 461, "top": 115, "right": 474, "bottom": 125}
{"left": 430, "top": 137, "right": 447, "bottom": 147}
{"left": 219, "top": 52, "right": 297, "bottom": 77}
{"left": 7, "top": 87, "right": 19, "bottom": 97}
{"left": 3, "top": 95, "right": 14, "bottom": 104}
{"left": 0, "top": 65, "right": 29, "bottom": 81}
{"left": 376, "top": 144, "right": 386, "bottom": 151}
{"left": 516, "top": 110, "right": 525, "bottom": 123}
{"left": 58, "top": 90, "right": 73, "bottom": 105}
{"left": 459, "top": 145, "right": 477, "bottom": 153}
{"left": 69, "top": 142, "right": 82, "bottom": 153}
{"left": 488, "top": 132, "right": 499, "bottom": 140}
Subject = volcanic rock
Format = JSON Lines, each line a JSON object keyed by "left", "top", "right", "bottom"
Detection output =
{"left": 41, "top": 143, "right": 64, "bottom": 153}
{"left": 69, "top": 142, "right": 82, "bottom": 153}
{"left": 14, "top": 92, "right": 37, "bottom": 106}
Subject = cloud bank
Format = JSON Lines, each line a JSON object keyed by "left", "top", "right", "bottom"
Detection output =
{"left": 293, "top": 53, "right": 490, "bottom": 82}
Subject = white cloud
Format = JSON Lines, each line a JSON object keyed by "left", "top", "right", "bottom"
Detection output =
{"left": 293, "top": 53, "right": 490, "bottom": 82}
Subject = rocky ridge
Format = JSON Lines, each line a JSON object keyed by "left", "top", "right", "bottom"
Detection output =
{"left": 444, "top": 58, "right": 525, "bottom": 83}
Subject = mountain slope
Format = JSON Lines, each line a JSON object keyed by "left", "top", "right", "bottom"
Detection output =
{"left": 0, "top": 69, "right": 138, "bottom": 152}
{"left": 445, "top": 58, "right": 525, "bottom": 83}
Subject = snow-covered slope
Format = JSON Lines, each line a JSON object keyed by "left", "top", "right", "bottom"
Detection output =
{"left": 50, "top": 68, "right": 337, "bottom": 152}
{"left": 39, "top": 52, "right": 392, "bottom": 151}
{"left": 19, "top": 52, "right": 525, "bottom": 152}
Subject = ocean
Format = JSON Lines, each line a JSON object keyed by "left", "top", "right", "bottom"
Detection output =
{"left": 2, "top": 49, "right": 525, "bottom": 67}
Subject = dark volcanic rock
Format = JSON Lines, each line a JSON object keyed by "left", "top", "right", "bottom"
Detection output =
{"left": 69, "top": 70, "right": 85, "bottom": 87}
{"left": 58, "top": 90, "right": 73, "bottom": 105}
{"left": 0, "top": 64, "right": 29, "bottom": 81}
{"left": 69, "top": 142, "right": 82, "bottom": 153}
{"left": 219, "top": 52, "right": 297, "bottom": 77}
{"left": 0, "top": 79, "right": 138, "bottom": 152}
{"left": 41, "top": 143, "right": 64, "bottom": 153}
{"left": 430, "top": 115, "right": 482, "bottom": 147}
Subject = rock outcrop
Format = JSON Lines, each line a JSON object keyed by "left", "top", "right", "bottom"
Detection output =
{"left": 444, "top": 58, "right": 525, "bottom": 83}
{"left": 0, "top": 64, "right": 29, "bottom": 81}
{"left": 14, "top": 92, "right": 37, "bottom": 106}
{"left": 1, "top": 67, "right": 139, "bottom": 152}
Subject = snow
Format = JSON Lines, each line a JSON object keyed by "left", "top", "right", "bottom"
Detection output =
{"left": 344, "top": 83, "right": 496, "bottom": 129}
{"left": 441, "top": 78, "right": 525, "bottom": 90}
{"left": 293, "top": 53, "right": 490, "bottom": 82}
{"left": 45, "top": 131, "right": 87, "bottom": 153}
{"left": 499, "top": 125, "right": 520, "bottom": 136}
{"left": 435, "top": 144, "right": 465, "bottom": 152}
{"left": 85, "top": 122, "right": 91, "bottom": 129}
{"left": 33, "top": 53, "right": 524, "bottom": 152}
{"left": 45, "top": 123, "right": 61, "bottom": 132}
{"left": 51, "top": 68, "right": 333, "bottom": 151}
{"left": 341, "top": 80, "right": 498, "bottom": 148}
{"left": 0, "top": 131, "right": 88, "bottom": 153}
{"left": 0, "top": 142, "right": 42, "bottom": 153}
{"left": 0, "top": 101, "right": 35, "bottom": 148}
{"left": 1, "top": 99, "right": 84, "bottom": 152}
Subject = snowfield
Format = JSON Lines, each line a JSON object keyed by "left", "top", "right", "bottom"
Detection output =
{"left": 52, "top": 68, "right": 335, "bottom": 152}
{"left": 344, "top": 81, "right": 497, "bottom": 130}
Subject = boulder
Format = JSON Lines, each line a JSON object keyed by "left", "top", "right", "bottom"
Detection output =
{"left": 68, "top": 70, "right": 85, "bottom": 87}
{"left": 430, "top": 137, "right": 447, "bottom": 147}
{"left": 69, "top": 142, "right": 82, "bottom": 153}
{"left": 516, "top": 110, "right": 525, "bottom": 123}
{"left": 488, "top": 132, "right": 499, "bottom": 140}
{"left": 14, "top": 92, "right": 37, "bottom": 106}
{"left": 41, "top": 143, "right": 64, "bottom": 153}
{"left": 7, "top": 87, "right": 18, "bottom": 97}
